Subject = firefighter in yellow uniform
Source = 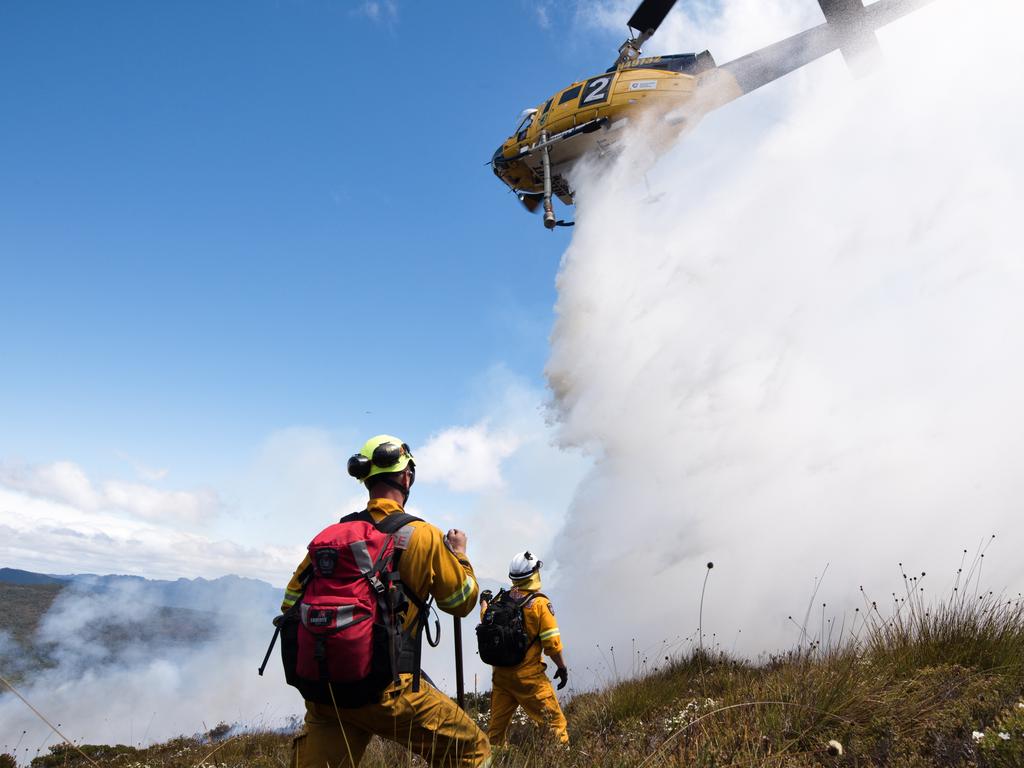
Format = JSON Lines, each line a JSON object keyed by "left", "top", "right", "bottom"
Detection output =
{"left": 286, "top": 435, "right": 490, "bottom": 768}
{"left": 480, "top": 551, "right": 569, "bottom": 746}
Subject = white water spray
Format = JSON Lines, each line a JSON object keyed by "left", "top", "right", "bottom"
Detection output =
{"left": 547, "top": 0, "right": 1024, "bottom": 678}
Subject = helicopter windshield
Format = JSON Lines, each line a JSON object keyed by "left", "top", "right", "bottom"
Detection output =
{"left": 513, "top": 108, "right": 538, "bottom": 140}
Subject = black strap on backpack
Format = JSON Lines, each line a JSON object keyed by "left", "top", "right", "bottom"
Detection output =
{"left": 368, "top": 510, "right": 439, "bottom": 693}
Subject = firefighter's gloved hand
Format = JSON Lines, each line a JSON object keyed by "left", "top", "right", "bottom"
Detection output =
{"left": 446, "top": 528, "right": 468, "bottom": 555}
{"left": 554, "top": 666, "right": 568, "bottom": 690}
{"left": 480, "top": 589, "right": 493, "bottom": 604}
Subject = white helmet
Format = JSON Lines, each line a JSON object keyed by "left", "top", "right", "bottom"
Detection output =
{"left": 509, "top": 551, "right": 543, "bottom": 580}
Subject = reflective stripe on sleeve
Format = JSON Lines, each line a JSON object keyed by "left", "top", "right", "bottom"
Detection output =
{"left": 282, "top": 589, "right": 302, "bottom": 609}
{"left": 438, "top": 576, "right": 476, "bottom": 610}
{"left": 539, "top": 628, "right": 561, "bottom": 641}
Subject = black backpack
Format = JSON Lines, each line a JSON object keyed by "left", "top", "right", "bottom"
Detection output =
{"left": 476, "top": 589, "right": 541, "bottom": 667}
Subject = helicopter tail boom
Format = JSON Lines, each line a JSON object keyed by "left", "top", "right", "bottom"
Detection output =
{"left": 715, "top": 0, "right": 938, "bottom": 101}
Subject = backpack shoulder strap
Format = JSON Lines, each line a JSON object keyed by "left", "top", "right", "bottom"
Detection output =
{"left": 373, "top": 512, "right": 428, "bottom": 613}
{"left": 376, "top": 513, "right": 422, "bottom": 558}
{"left": 339, "top": 508, "right": 373, "bottom": 524}
{"left": 521, "top": 592, "right": 547, "bottom": 647}
{"left": 370, "top": 512, "right": 433, "bottom": 691}
{"left": 374, "top": 512, "right": 422, "bottom": 535}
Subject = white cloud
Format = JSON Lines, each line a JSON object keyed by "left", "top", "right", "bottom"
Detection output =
{"left": 410, "top": 368, "right": 591, "bottom": 585}
{"left": 418, "top": 424, "right": 522, "bottom": 493}
{"left": 535, "top": 3, "right": 551, "bottom": 30}
{"left": 355, "top": 0, "right": 398, "bottom": 24}
{"left": 5, "top": 460, "right": 100, "bottom": 509}
{"left": 0, "top": 460, "right": 222, "bottom": 523}
{"left": 102, "top": 481, "right": 221, "bottom": 522}
{"left": 0, "top": 487, "right": 300, "bottom": 583}
{"left": 116, "top": 450, "right": 170, "bottom": 482}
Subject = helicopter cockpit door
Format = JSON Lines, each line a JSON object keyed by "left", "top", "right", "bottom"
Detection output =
{"left": 514, "top": 108, "right": 538, "bottom": 142}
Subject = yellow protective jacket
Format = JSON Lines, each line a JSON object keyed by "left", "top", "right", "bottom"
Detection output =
{"left": 282, "top": 498, "right": 480, "bottom": 632}
{"left": 487, "top": 588, "right": 563, "bottom": 684}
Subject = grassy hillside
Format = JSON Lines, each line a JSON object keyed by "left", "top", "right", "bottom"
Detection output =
{"left": 0, "top": 583, "right": 65, "bottom": 679}
{"left": 6, "top": 585, "right": 1024, "bottom": 767}
{"left": 0, "top": 584, "right": 63, "bottom": 647}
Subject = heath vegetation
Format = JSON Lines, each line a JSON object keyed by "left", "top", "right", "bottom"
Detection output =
{"left": 4, "top": 551, "right": 1024, "bottom": 768}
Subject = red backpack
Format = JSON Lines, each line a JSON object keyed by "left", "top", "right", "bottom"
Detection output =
{"left": 260, "top": 509, "right": 438, "bottom": 707}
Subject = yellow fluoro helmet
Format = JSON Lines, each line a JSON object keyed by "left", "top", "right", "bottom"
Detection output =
{"left": 346, "top": 434, "right": 415, "bottom": 484}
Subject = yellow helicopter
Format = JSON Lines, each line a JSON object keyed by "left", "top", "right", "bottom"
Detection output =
{"left": 492, "top": 0, "right": 938, "bottom": 229}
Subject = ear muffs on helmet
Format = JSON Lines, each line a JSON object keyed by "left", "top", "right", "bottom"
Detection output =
{"left": 371, "top": 441, "right": 404, "bottom": 467}
{"left": 347, "top": 454, "right": 373, "bottom": 480}
{"left": 346, "top": 441, "right": 414, "bottom": 481}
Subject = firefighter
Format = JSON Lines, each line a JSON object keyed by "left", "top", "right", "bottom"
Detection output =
{"left": 479, "top": 551, "right": 569, "bottom": 746}
{"left": 286, "top": 435, "right": 490, "bottom": 768}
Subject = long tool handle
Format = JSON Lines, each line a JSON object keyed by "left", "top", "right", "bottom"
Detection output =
{"left": 453, "top": 615, "right": 465, "bottom": 709}
{"left": 258, "top": 625, "right": 281, "bottom": 676}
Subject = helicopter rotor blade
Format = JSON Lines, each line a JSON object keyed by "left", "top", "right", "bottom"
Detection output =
{"left": 627, "top": 0, "right": 678, "bottom": 36}
{"left": 818, "top": 0, "right": 883, "bottom": 77}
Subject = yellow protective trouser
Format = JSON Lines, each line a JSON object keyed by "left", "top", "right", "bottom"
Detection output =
{"left": 292, "top": 674, "right": 490, "bottom": 768}
{"left": 488, "top": 670, "right": 568, "bottom": 746}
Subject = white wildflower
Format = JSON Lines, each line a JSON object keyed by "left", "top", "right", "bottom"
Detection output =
{"left": 999, "top": 732, "right": 1011, "bottom": 741}
{"left": 972, "top": 731, "right": 985, "bottom": 742}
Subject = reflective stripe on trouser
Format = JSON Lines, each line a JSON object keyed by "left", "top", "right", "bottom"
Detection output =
{"left": 487, "top": 671, "right": 568, "bottom": 746}
{"left": 292, "top": 673, "right": 490, "bottom": 768}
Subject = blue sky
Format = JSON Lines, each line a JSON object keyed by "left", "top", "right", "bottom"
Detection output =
{"left": 0, "top": 0, "right": 642, "bottom": 583}
{"left": 1, "top": 1, "right": 596, "bottom": 465}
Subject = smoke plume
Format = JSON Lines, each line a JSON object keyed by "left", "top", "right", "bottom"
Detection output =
{"left": 547, "top": 0, "right": 1024, "bottom": 679}
{"left": 0, "top": 578, "right": 301, "bottom": 760}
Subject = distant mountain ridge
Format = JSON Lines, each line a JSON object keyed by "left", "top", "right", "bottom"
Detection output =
{"left": 0, "top": 567, "right": 284, "bottom": 686}
{"left": 0, "top": 567, "right": 282, "bottom": 611}
{"left": 0, "top": 567, "right": 69, "bottom": 585}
